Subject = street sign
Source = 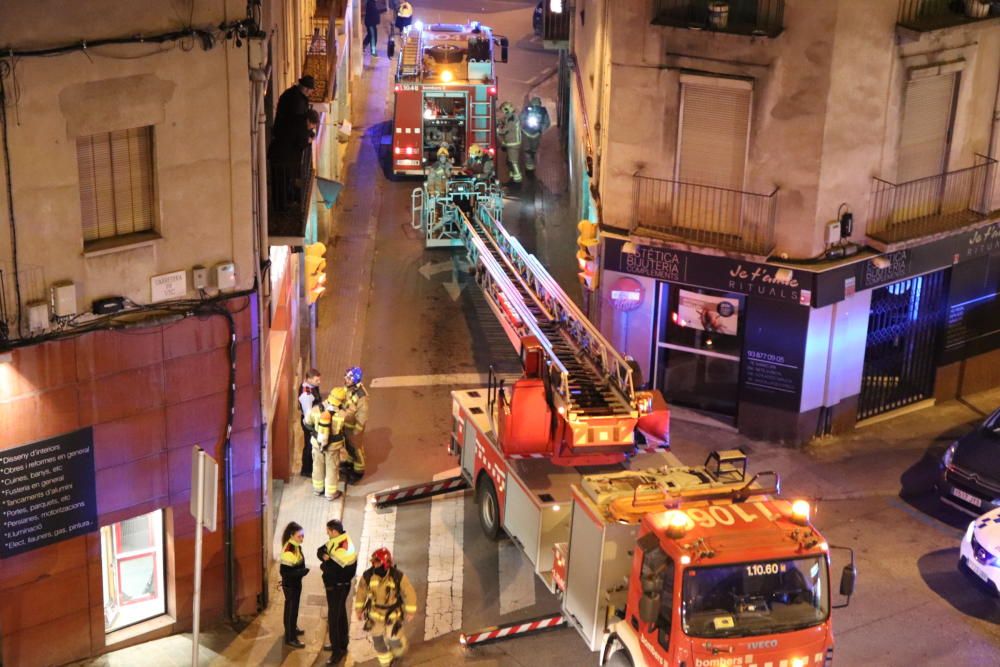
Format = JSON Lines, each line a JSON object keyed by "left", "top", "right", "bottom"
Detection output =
{"left": 190, "top": 447, "right": 219, "bottom": 532}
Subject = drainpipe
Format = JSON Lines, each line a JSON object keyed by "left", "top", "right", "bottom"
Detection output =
{"left": 989, "top": 68, "right": 1000, "bottom": 210}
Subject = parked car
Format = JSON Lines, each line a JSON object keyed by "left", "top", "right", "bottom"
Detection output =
{"left": 938, "top": 406, "right": 1000, "bottom": 515}
{"left": 533, "top": 2, "right": 543, "bottom": 36}
{"left": 959, "top": 506, "right": 1000, "bottom": 595}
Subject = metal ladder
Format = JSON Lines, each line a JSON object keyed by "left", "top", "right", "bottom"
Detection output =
{"left": 399, "top": 30, "right": 421, "bottom": 78}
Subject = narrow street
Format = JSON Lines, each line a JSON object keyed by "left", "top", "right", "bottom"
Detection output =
{"left": 72, "top": 2, "right": 1000, "bottom": 667}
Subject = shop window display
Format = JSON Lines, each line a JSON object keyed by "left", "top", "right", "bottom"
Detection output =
{"left": 100, "top": 509, "right": 167, "bottom": 632}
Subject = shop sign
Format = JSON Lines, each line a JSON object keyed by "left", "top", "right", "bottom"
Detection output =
{"left": 859, "top": 250, "right": 911, "bottom": 289}
{"left": 605, "top": 239, "right": 807, "bottom": 305}
{"left": 0, "top": 428, "right": 98, "bottom": 558}
{"left": 740, "top": 300, "right": 809, "bottom": 411}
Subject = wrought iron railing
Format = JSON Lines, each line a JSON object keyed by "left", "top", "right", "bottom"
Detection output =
{"left": 542, "top": 2, "right": 571, "bottom": 42}
{"left": 632, "top": 174, "right": 778, "bottom": 255}
{"left": 898, "top": 0, "right": 993, "bottom": 31}
{"left": 868, "top": 154, "right": 996, "bottom": 245}
{"left": 652, "top": 0, "right": 784, "bottom": 37}
{"left": 268, "top": 153, "right": 314, "bottom": 238}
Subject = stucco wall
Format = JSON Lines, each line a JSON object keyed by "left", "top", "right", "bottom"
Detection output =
{"left": 0, "top": 0, "right": 258, "bottom": 318}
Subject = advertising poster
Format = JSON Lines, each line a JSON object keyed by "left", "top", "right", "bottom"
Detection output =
{"left": 676, "top": 289, "right": 740, "bottom": 335}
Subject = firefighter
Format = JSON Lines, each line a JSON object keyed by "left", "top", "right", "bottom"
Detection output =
{"left": 311, "top": 389, "right": 348, "bottom": 501}
{"left": 280, "top": 521, "right": 310, "bottom": 648}
{"left": 395, "top": 1, "right": 413, "bottom": 33}
{"left": 519, "top": 96, "right": 550, "bottom": 171}
{"left": 464, "top": 144, "right": 495, "bottom": 183}
{"left": 496, "top": 101, "right": 523, "bottom": 183}
{"left": 354, "top": 548, "right": 417, "bottom": 667}
{"left": 342, "top": 366, "right": 369, "bottom": 483}
{"left": 425, "top": 146, "right": 453, "bottom": 197}
{"left": 297, "top": 368, "right": 322, "bottom": 477}
{"left": 318, "top": 519, "right": 358, "bottom": 664}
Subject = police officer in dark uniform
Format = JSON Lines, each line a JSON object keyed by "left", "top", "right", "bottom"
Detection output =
{"left": 318, "top": 519, "right": 358, "bottom": 664}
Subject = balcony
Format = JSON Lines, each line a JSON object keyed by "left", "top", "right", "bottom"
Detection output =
{"left": 868, "top": 154, "right": 996, "bottom": 249}
{"left": 652, "top": 0, "right": 784, "bottom": 38}
{"left": 303, "top": 16, "right": 335, "bottom": 103}
{"left": 632, "top": 174, "right": 778, "bottom": 256}
{"left": 268, "top": 156, "right": 315, "bottom": 242}
{"left": 897, "top": 0, "right": 999, "bottom": 40}
{"left": 541, "top": 2, "right": 571, "bottom": 46}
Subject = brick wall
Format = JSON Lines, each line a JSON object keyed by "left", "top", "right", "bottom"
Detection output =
{"left": 0, "top": 295, "right": 263, "bottom": 667}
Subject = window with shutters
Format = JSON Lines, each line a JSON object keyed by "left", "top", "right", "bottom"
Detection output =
{"left": 897, "top": 72, "right": 957, "bottom": 183}
{"left": 677, "top": 75, "right": 752, "bottom": 190}
{"left": 76, "top": 126, "right": 157, "bottom": 247}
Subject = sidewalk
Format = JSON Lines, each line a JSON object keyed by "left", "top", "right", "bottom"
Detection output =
{"left": 71, "top": 43, "right": 394, "bottom": 667}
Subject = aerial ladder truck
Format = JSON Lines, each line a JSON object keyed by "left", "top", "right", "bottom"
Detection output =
{"left": 379, "top": 183, "right": 857, "bottom": 666}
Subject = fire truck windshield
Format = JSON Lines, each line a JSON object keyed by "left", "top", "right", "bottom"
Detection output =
{"left": 681, "top": 556, "right": 830, "bottom": 639}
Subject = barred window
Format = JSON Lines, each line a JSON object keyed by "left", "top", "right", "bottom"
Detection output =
{"left": 76, "top": 126, "right": 156, "bottom": 245}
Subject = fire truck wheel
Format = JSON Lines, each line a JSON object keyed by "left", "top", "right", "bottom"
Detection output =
{"left": 604, "top": 650, "right": 633, "bottom": 667}
{"left": 476, "top": 476, "right": 501, "bottom": 540}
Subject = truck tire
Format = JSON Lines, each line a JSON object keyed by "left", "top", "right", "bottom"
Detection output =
{"left": 477, "top": 476, "right": 501, "bottom": 540}
{"left": 605, "top": 650, "right": 633, "bottom": 667}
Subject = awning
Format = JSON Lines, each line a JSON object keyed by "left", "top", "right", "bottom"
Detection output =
{"left": 316, "top": 177, "right": 344, "bottom": 209}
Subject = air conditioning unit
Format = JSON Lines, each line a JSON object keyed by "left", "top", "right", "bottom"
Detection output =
{"left": 27, "top": 301, "right": 49, "bottom": 333}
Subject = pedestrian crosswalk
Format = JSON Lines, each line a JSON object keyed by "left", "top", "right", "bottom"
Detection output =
{"left": 349, "top": 490, "right": 398, "bottom": 664}
{"left": 424, "top": 469, "right": 465, "bottom": 640}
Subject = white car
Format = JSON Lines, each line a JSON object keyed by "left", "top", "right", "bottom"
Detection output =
{"left": 959, "top": 506, "right": 1000, "bottom": 595}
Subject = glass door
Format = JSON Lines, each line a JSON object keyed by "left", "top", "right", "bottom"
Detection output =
{"left": 652, "top": 282, "right": 745, "bottom": 416}
{"left": 101, "top": 509, "right": 167, "bottom": 633}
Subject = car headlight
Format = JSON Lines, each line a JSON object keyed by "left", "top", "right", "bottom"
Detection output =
{"left": 942, "top": 442, "right": 957, "bottom": 469}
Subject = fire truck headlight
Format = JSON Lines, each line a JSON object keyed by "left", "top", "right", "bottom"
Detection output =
{"left": 664, "top": 510, "right": 691, "bottom": 538}
{"left": 680, "top": 554, "right": 691, "bottom": 565}
{"left": 441, "top": 70, "right": 454, "bottom": 83}
{"left": 791, "top": 499, "right": 811, "bottom": 525}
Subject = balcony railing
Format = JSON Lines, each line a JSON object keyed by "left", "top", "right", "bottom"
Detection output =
{"left": 268, "top": 154, "right": 314, "bottom": 240}
{"left": 898, "top": 0, "right": 996, "bottom": 33}
{"left": 542, "top": 3, "right": 571, "bottom": 43}
{"left": 632, "top": 174, "right": 778, "bottom": 256}
{"left": 303, "top": 16, "right": 335, "bottom": 102}
{"left": 652, "top": 0, "right": 784, "bottom": 37}
{"left": 868, "top": 154, "right": 996, "bottom": 247}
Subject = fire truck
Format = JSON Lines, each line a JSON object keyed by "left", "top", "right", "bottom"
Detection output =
{"left": 376, "top": 187, "right": 856, "bottom": 666}
{"left": 390, "top": 22, "right": 508, "bottom": 176}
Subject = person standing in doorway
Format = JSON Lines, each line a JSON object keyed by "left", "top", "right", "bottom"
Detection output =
{"left": 280, "top": 522, "right": 310, "bottom": 648}
{"left": 318, "top": 519, "right": 358, "bottom": 664}
{"left": 298, "top": 369, "right": 322, "bottom": 477}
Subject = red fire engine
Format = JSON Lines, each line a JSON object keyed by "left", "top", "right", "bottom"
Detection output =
{"left": 391, "top": 22, "right": 507, "bottom": 175}
{"left": 378, "top": 187, "right": 856, "bottom": 666}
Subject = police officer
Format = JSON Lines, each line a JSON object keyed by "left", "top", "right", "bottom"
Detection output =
{"left": 297, "top": 368, "right": 322, "bottom": 477}
{"left": 354, "top": 548, "right": 417, "bottom": 667}
{"left": 519, "top": 96, "right": 550, "bottom": 171}
{"left": 318, "top": 519, "right": 358, "bottom": 664}
{"left": 496, "top": 101, "right": 522, "bottom": 183}
{"left": 342, "top": 366, "right": 369, "bottom": 483}
{"left": 280, "top": 522, "right": 310, "bottom": 648}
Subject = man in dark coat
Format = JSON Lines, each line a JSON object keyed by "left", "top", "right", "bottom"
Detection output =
{"left": 270, "top": 75, "right": 316, "bottom": 206}
{"left": 363, "top": 0, "right": 384, "bottom": 56}
{"left": 318, "top": 519, "right": 358, "bottom": 664}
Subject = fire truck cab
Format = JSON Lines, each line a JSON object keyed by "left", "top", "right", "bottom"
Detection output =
{"left": 392, "top": 22, "right": 507, "bottom": 175}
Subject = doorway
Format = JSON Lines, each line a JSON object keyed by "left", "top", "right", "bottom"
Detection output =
{"left": 100, "top": 509, "right": 167, "bottom": 633}
{"left": 858, "top": 270, "right": 949, "bottom": 420}
{"left": 652, "top": 282, "right": 745, "bottom": 416}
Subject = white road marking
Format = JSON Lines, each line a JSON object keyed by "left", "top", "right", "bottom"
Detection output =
{"left": 424, "top": 468, "right": 465, "bottom": 639}
{"left": 370, "top": 372, "right": 521, "bottom": 388}
{"left": 497, "top": 539, "right": 536, "bottom": 616}
{"left": 349, "top": 490, "right": 398, "bottom": 664}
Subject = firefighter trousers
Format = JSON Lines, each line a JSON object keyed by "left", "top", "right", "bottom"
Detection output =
{"left": 523, "top": 134, "right": 541, "bottom": 170}
{"left": 312, "top": 444, "right": 342, "bottom": 498}
{"left": 343, "top": 432, "right": 366, "bottom": 483}
{"left": 367, "top": 620, "right": 407, "bottom": 666}
{"left": 501, "top": 145, "right": 522, "bottom": 182}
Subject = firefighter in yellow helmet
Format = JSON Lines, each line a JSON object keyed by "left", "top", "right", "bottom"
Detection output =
{"left": 464, "top": 144, "right": 495, "bottom": 183}
{"left": 310, "top": 387, "right": 347, "bottom": 501}
{"left": 425, "top": 145, "right": 452, "bottom": 197}
{"left": 496, "top": 101, "right": 522, "bottom": 183}
{"left": 354, "top": 547, "right": 417, "bottom": 667}
{"left": 341, "top": 366, "right": 369, "bottom": 483}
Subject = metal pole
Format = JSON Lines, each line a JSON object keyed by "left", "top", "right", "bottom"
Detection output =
{"left": 192, "top": 449, "right": 205, "bottom": 667}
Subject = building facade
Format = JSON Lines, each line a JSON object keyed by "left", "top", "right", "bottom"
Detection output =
{"left": 569, "top": 0, "right": 1000, "bottom": 442}
{"left": 0, "top": 1, "right": 359, "bottom": 664}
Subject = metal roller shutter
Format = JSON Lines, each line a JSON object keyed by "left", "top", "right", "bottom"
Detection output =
{"left": 77, "top": 126, "right": 156, "bottom": 242}
{"left": 677, "top": 75, "right": 752, "bottom": 190}
{"left": 898, "top": 72, "right": 956, "bottom": 183}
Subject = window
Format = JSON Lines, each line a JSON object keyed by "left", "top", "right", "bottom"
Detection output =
{"left": 100, "top": 509, "right": 167, "bottom": 633}
{"left": 897, "top": 72, "right": 958, "bottom": 183}
{"left": 76, "top": 126, "right": 157, "bottom": 245}
{"left": 677, "top": 75, "right": 752, "bottom": 190}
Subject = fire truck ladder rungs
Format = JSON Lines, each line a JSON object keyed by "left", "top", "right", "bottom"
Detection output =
{"left": 459, "top": 613, "right": 566, "bottom": 647}
{"left": 371, "top": 475, "right": 469, "bottom": 509}
{"left": 399, "top": 30, "right": 422, "bottom": 77}
{"left": 459, "top": 203, "right": 637, "bottom": 421}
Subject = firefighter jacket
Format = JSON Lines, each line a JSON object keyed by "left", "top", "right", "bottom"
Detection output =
{"left": 313, "top": 411, "right": 347, "bottom": 452}
{"left": 279, "top": 541, "right": 309, "bottom": 587}
{"left": 465, "top": 155, "right": 495, "bottom": 181}
{"left": 354, "top": 566, "right": 417, "bottom": 624}
{"left": 344, "top": 383, "right": 370, "bottom": 433}
{"left": 496, "top": 113, "right": 521, "bottom": 148}
{"left": 520, "top": 105, "right": 551, "bottom": 138}
{"left": 318, "top": 533, "right": 359, "bottom": 587}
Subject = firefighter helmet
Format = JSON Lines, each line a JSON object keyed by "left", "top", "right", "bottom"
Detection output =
{"left": 371, "top": 547, "right": 393, "bottom": 569}
{"left": 398, "top": 1, "right": 413, "bottom": 17}
{"left": 437, "top": 145, "right": 451, "bottom": 159}
{"left": 327, "top": 387, "right": 348, "bottom": 407}
{"left": 500, "top": 101, "right": 515, "bottom": 115}
{"left": 530, "top": 96, "right": 542, "bottom": 108}
{"left": 468, "top": 144, "right": 484, "bottom": 158}
{"left": 345, "top": 366, "right": 363, "bottom": 385}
